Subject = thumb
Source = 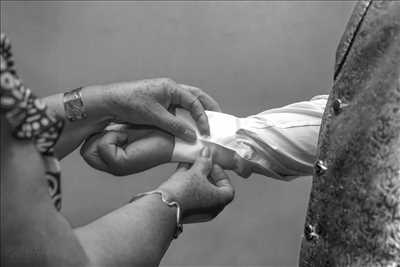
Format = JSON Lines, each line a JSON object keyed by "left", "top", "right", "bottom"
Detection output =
{"left": 210, "top": 165, "right": 235, "bottom": 204}
{"left": 97, "top": 131, "right": 129, "bottom": 168}
{"left": 191, "top": 147, "right": 212, "bottom": 175}
{"left": 151, "top": 103, "right": 197, "bottom": 143}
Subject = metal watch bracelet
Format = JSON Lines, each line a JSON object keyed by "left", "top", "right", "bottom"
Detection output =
{"left": 129, "top": 190, "right": 183, "bottom": 239}
{"left": 63, "top": 87, "right": 87, "bottom": 121}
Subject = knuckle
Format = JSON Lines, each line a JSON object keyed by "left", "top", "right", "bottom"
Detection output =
{"left": 197, "top": 158, "right": 210, "bottom": 170}
{"left": 191, "top": 172, "right": 202, "bottom": 181}
{"left": 79, "top": 145, "right": 87, "bottom": 158}
{"left": 167, "top": 120, "right": 183, "bottom": 133}
{"left": 190, "top": 97, "right": 203, "bottom": 114}
{"left": 109, "top": 167, "right": 127, "bottom": 177}
{"left": 222, "top": 187, "right": 235, "bottom": 204}
{"left": 189, "top": 95, "right": 201, "bottom": 107}
{"left": 80, "top": 151, "right": 93, "bottom": 165}
{"left": 159, "top": 78, "right": 175, "bottom": 88}
{"left": 189, "top": 167, "right": 202, "bottom": 178}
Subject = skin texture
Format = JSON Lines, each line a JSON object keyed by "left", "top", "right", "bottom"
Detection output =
{"left": 2, "top": 71, "right": 233, "bottom": 266}
{"left": 81, "top": 125, "right": 174, "bottom": 176}
{"left": 44, "top": 78, "right": 221, "bottom": 159}
{"left": 2, "top": 110, "right": 234, "bottom": 267}
{"left": 1, "top": 117, "right": 90, "bottom": 267}
{"left": 75, "top": 149, "right": 234, "bottom": 267}
{"left": 159, "top": 148, "right": 235, "bottom": 223}
{"left": 102, "top": 79, "right": 217, "bottom": 140}
{"left": 1, "top": 117, "right": 224, "bottom": 266}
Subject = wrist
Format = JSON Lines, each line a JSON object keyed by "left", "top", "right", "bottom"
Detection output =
{"left": 80, "top": 84, "right": 115, "bottom": 122}
{"left": 130, "top": 189, "right": 183, "bottom": 238}
{"left": 156, "top": 185, "right": 188, "bottom": 215}
{"left": 140, "top": 193, "right": 178, "bottom": 221}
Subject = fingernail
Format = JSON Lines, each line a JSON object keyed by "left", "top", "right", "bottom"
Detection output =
{"left": 201, "top": 147, "right": 210, "bottom": 157}
{"left": 185, "top": 129, "right": 197, "bottom": 142}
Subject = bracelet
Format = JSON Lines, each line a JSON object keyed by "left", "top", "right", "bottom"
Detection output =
{"left": 63, "top": 87, "right": 87, "bottom": 121}
{"left": 129, "top": 189, "right": 183, "bottom": 239}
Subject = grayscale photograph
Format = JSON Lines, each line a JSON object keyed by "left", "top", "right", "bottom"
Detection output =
{"left": 1, "top": 1, "right": 399, "bottom": 266}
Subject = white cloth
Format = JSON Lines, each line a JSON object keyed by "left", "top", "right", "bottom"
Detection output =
{"left": 172, "top": 95, "right": 328, "bottom": 180}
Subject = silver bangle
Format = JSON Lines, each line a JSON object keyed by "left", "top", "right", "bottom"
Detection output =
{"left": 63, "top": 87, "right": 87, "bottom": 121}
{"left": 129, "top": 189, "right": 183, "bottom": 239}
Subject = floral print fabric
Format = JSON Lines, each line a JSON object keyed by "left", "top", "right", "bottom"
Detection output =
{"left": 1, "top": 33, "right": 64, "bottom": 210}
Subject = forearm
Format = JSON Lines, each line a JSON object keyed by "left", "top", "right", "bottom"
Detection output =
{"left": 172, "top": 95, "right": 328, "bottom": 179}
{"left": 43, "top": 85, "right": 113, "bottom": 159}
{"left": 2, "top": 118, "right": 176, "bottom": 266}
{"left": 75, "top": 194, "right": 177, "bottom": 267}
{"left": 1, "top": 119, "right": 89, "bottom": 266}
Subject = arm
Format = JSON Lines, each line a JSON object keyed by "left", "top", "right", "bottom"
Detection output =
{"left": 1, "top": 118, "right": 89, "bottom": 266}
{"left": 1, "top": 121, "right": 173, "bottom": 266}
{"left": 2, "top": 33, "right": 232, "bottom": 266}
{"left": 43, "top": 81, "right": 221, "bottom": 159}
{"left": 75, "top": 194, "right": 178, "bottom": 267}
{"left": 172, "top": 95, "right": 328, "bottom": 179}
{"left": 81, "top": 96, "right": 328, "bottom": 180}
{"left": 43, "top": 85, "right": 112, "bottom": 159}
{"left": 75, "top": 147, "right": 234, "bottom": 267}
{"left": 2, "top": 116, "right": 233, "bottom": 267}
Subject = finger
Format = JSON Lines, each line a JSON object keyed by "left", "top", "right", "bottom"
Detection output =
{"left": 210, "top": 164, "right": 231, "bottom": 187}
{"left": 97, "top": 131, "right": 129, "bottom": 175}
{"left": 179, "top": 84, "right": 222, "bottom": 112}
{"left": 233, "top": 155, "right": 253, "bottom": 179}
{"left": 106, "top": 123, "right": 158, "bottom": 141}
{"left": 109, "top": 131, "right": 173, "bottom": 174}
{"left": 80, "top": 132, "right": 104, "bottom": 156}
{"left": 191, "top": 147, "right": 212, "bottom": 175}
{"left": 171, "top": 86, "right": 210, "bottom": 136}
{"left": 80, "top": 132, "right": 111, "bottom": 172}
{"left": 151, "top": 102, "right": 197, "bottom": 142}
{"left": 210, "top": 165, "right": 235, "bottom": 204}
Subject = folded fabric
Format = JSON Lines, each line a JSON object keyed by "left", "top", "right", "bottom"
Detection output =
{"left": 172, "top": 95, "right": 328, "bottom": 180}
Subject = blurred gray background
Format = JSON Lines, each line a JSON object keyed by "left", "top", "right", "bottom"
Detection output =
{"left": 1, "top": 1, "right": 355, "bottom": 266}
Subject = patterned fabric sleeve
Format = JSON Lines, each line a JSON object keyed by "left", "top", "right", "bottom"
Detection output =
{"left": 1, "top": 33, "right": 64, "bottom": 210}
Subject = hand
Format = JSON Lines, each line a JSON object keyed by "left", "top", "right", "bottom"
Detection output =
{"left": 157, "top": 147, "right": 235, "bottom": 223}
{"left": 102, "top": 78, "right": 221, "bottom": 142}
{"left": 80, "top": 123, "right": 255, "bottom": 177}
{"left": 80, "top": 125, "right": 174, "bottom": 176}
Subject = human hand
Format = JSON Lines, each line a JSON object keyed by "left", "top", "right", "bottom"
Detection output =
{"left": 157, "top": 147, "right": 235, "bottom": 223}
{"left": 80, "top": 122, "right": 256, "bottom": 178}
{"left": 80, "top": 125, "right": 174, "bottom": 176}
{"left": 102, "top": 78, "right": 221, "bottom": 142}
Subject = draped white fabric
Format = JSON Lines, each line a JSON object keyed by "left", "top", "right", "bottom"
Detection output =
{"left": 172, "top": 95, "right": 328, "bottom": 180}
